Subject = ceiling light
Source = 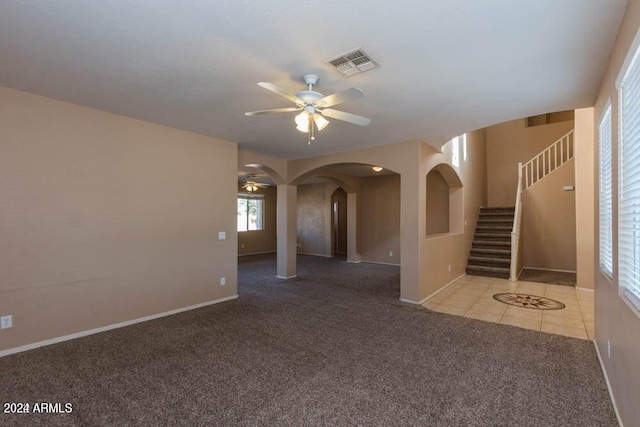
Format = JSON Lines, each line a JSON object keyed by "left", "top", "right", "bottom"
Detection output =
{"left": 295, "top": 112, "right": 309, "bottom": 132}
{"left": 314, "top": 113, "right": 329, "bottom": 131}
{"left": 372, "top": 166, "right": 383, "bottom": 172}
{"left": 243, "top": 181, "right": 260, "bottom": 192}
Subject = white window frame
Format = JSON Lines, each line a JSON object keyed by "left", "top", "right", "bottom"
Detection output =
{"left": 616, "top": 33, "right": 640, "bottom": 314}
{"left": 237, "top": 193, "right": 264, "bottom": 232}
{"left": 599, "top": 102, "right": 613, "bottom": 280}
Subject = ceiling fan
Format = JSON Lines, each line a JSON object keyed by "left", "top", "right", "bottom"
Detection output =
{"left": 241, "top": 175, "right": 268, "bottom": 192}
{"left": 245, "top": 74, "right": 371, "bottom": 144}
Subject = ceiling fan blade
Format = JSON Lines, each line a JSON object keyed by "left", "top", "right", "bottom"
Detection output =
{"left": 316, "top": 88, "right": 365, "bottom": 108}
{"left": 245, "top": 107, "right": 301, "bottom": 116}
{"left": 257, "top": 82, "right": 304, "bottom": 105}
{"left": 320, "top": 108, "right": 371, "bottom": 126}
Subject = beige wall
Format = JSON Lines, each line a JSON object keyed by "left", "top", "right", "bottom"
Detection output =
{"left": 592, "top": 0, "right": 640, "bottom": 424}
{"left": 522, "top": 160, "right": 576, "bottom": 271}
{"left": 361, "top": 174, "right": 401, "bottom": 264}
{"left": 486, "top": 119, "right": 575, "bottom": 207}
{"left": 420, "top": 129, "right": 487, "bottom": 299}
{"left": 426, "top": 169, "right": 450, "bottom": 235}
{"left": 0, "top": 86, "right": 238, "bottom": 352}
{"left": 238, "top": 185, "right": 277, "bottom": 256}
{"left": 574, "top": 108, "right": 596, "bottom": 289}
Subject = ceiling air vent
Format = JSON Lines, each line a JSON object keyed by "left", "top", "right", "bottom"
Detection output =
{"left": 326, "top": 48, "right": 378, "bottom": 77}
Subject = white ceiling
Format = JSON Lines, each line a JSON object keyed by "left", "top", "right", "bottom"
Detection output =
{"left": 0, "top": 1, "right": 627, "bottom": 159}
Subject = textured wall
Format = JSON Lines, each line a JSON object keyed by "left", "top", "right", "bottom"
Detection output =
{"left": 0, "top": 86, "right": 238, "bottom": 352}
{"left": 296, "top": 183, "right": 329, "bottom": 256}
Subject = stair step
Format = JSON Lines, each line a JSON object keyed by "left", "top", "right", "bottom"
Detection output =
{"left": 470, "top": 248, "right": 511, "bottom": 257}
{"left": 474, "top": 233, "right": 511, "bottom": 241}
{"left": 466, "top": 265, "right": 510, "bottom": 279}
{"left": 473, "top": 240, "right": 511, "bottom": 247}
{"left": 480, "top": 207, "right": 515, "bottom": 213}
{"left": 478, "top": 218, "right": 513, "bottom": 224}
{"left": 476, "top": 226, "right": 512, "bottom": 232}
{"left": 468, "top": 256, "right": 510, "bottom": 265}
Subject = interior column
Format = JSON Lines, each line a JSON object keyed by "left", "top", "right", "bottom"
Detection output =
{"left": 346, "top": 192, "right": 361, "bottom": 263}
{"left": 277, "top": 184, "right": 297, "bottom": 279}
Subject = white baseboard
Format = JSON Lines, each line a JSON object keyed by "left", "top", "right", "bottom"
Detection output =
{"left": 238, "top": 251, "right": 276, "bottom": 257}
{"left": 346, "top": 260, "right": 362, "bottom": 264}
{"left": 576, "top": 287, "right": 595, "bottom": 292}
{"left": 400, "top": 273, "right": 465, "bottom": 305}
{"left": 361, "top": 260, "right": 401, "bottom": 267}
{"left": 522, "top": 266, "right": 577, "bottom": 274}
{"left": 298, "top": 252, "right": 332, "bottom": 258}
{"left": 0, "top": 294, "right": 239, "bottom": 358}
{"left": 276, "top": 275, "right": 297, "bottom": 279}
{"left": 593, "top": 340, "right": 623, "bottom": 427}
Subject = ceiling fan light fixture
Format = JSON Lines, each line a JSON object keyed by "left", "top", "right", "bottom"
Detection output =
{"left": 372, "top": 166, "right": 383, "bottom": 172}
{"left": 295, "top": 112, "right": 310, "bottom": 132}
{"left": 314, "top": 113, "right": 329, "bottom": 131}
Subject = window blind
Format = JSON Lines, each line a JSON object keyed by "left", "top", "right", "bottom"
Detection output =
{"left": 618, "top": 46, "right": 640, "bottom": 311}
{"left": 599, "top": 105, "right": 613, "bottom": 278}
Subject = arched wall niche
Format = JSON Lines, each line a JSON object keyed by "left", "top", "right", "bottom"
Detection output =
{"left": 426, "top": 163, "right": 464, "bottom": 237}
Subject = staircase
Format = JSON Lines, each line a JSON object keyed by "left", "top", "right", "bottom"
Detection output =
{"left": 466, "top": 207, "right": 515, "bottom": 279}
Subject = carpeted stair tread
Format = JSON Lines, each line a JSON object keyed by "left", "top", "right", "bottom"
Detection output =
{"left": 476, "top": 226, "right": 512, "bottom": 232}
{"left": 471, "top": 248, "right": 511, "bottom": 256}
{"left": 473, "top": 240, "right": 511, "bottom": 247}
{"left": 468, "top": 256, "right": 511, "bottom": 265}
{"left": 468, "top": 207, "right": 515, "bottom": 279}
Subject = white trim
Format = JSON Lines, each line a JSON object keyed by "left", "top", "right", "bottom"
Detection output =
{"left": 346, "top": 260, "right": 362, "bottom": 264}
{"left": 616, "top": 26, "right": 640, "bottom": 89}
{"left": 576, "top": 287, "right": 595, "bottom": 293}
{"left": 238, "top": 250, "right": 276, "bottom": 257}
{"left": 593, "top": 340, "right": 624, "bottom": 427}
{"left": 276, "top": 275, "right": 297, "bottom": 279}
{"left": 522, "top": 266, "right": 577, "bottom": 274}
{"left": 360, "top": 260, "right": 401, "bottom": 267}
{"left": 0, "top": 295, "right": 239, "bottom": 358}
{"left": 297, "top": 252, "right": 332, "bottom": 258}
{"left": 400, "top": 273, "right": 465, "bottom": 305}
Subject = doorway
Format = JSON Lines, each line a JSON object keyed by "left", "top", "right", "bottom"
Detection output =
{"left": 330, "top": 188, "right": 348, "bottom": 256}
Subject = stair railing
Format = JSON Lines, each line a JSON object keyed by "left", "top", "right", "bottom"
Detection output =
{"left": 510, "top": 162, "right": 523, "bottom": 281}
{"left": 510, "top": 129, "right": 574, "bottom": 281}
{"left": 522, "top": 130, "right": 574, "bottom": 190}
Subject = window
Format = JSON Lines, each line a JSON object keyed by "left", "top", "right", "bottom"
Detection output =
{"left": 451, "top": 134, "right": 465, "bottom": 168}
{"left": 618, "top": 44, "right": 640, "bottom": 311}
{"left": 237, "top": 193, "right": 264, "bottom": 232}
{"left": 599, "top": 104, "right": 613, "bottom": 278}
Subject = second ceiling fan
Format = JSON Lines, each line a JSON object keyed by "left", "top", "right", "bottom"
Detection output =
{"left": 245, "top": 74, "right": 371, "bottom": 144}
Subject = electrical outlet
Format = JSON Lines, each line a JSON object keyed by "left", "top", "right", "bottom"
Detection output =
{"left": 218, "top": 231, "right": 226, "bottom": 240}
{"left": 389, "top": 251, "right": 393, "bottom": 257}
{"left": 448, "top": 264, "right": 451, "bottom": 272}
{"left": 220, "top": 277, "right": 226, "bottom": 286}
{"left": 240, "top": 244, "right": 244, "bottom": 249}
{"left": 607, "top": 340, "right": 611, "bottom": 359}
{"left": 1, "top": 315, "right": 12, "bottom": 329}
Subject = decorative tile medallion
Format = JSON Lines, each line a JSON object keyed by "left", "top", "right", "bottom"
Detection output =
{"left": 493, "top": 293, "right": 565, "bottom": 310}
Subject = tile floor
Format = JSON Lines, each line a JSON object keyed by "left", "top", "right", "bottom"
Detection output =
{"left": 423, "top": 275, "right": 594, "bottom": 340}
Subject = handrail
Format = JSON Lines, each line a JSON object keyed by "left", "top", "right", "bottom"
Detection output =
{"left": 510, "top": 162, "right": 523, "bottom": 281}
{"left": 522, "top": 129, "right": 574, "bottom": 190}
